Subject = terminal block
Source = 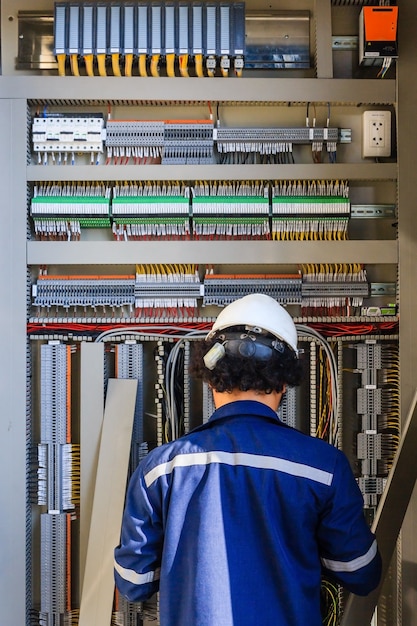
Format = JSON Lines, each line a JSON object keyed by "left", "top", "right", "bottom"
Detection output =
{"left": 191, "top": 180, "right": 269, "bottom": 239}
{"left": 135, "top": 264, "right": 202, "bottom": 318}
{"left": 31, "top": 183, "right": 111, "bottom": 240}
{"left": 271, "top": 180, "right": 350, "bottom": 241}
{"left": 40, "top": 513, "right": 71, "bottom": 619}
{"left": 112, "top": 199, "right": 191, "bottom": 240}
{"left": 192, "top": 195, "right": 270, "bottom": 240}
{"left": 203, "top": 273, "right": 302, "bottom": 306}
{"left": 357, "top": 342, "right": 383, "bottom": 371}
{"left": 105, "top": 120, "right": 165, "bottom": 163}
{"left": 358, "top": 477, "right": 386, "bottom": 508}
{"left": 279, "top": 386, "right": 297, "bottom": 429}
{"left": 300, "top": 264, "right": 369, "bottom": 315}
{"left": 354, "top": 340, "right": 399, "bottom": 507}
{"left": 357, "top": 387, "right": 382, "bottom": 425}
{"left": 216, "top": 126, "right": 340, "bottom": 155}
{"left": 112, "top": 181, "right": 190, "bottom": 240}
{"left": 116, "top": 343, "right": 147, "bottom": 470}
{"left": 357, "top": 432, "right": 382, "bottom": 461}
{"left": 272, "top": 196, "right": 350, "bottom": 216}
{"left": 32, "top": 275, "right": 136, "bottom": 315}
{"left": 162, "top": 120, "right": 214, "bottom": 164}
{"left": 301, "top": 280, "right": 369, "bottom": 299}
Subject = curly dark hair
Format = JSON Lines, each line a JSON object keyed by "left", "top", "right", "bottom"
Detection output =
{"left": 190, "top": 331, "right": 304, "bottom": 394}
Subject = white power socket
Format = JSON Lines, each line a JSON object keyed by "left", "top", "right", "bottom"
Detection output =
{"left": 362, "top": 110, "right": 391, "bottom": 158}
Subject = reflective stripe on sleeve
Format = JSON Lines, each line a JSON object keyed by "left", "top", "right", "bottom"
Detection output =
{"left": 144, "top": 451, "right": 333, "bottom": 488}
{"left": 114, "top": 559, "right": 160, "bottom": 586}
{"left": 321, "top": 539, "right": 378, "bottom": 573}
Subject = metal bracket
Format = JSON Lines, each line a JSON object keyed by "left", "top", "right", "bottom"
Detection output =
{"left": 351, "top": 205, "right": 396, "bottom": 219}
{"left": 370, "top": 283, "right": 396, "bottom": 297}
{"left": 332, "top": 36, "right": 359, "bottom": 51}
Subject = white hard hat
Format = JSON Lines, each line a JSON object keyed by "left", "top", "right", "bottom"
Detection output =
{"left": 207, "top": 293, "right": 298, "bottom": 354}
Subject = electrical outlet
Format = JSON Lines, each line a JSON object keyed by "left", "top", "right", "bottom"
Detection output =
{"left": 362, "top": 110, "right": 391, "bottom": 158}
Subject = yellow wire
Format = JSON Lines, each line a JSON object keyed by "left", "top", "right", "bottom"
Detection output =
{"left": 112, "top": 53, "right": 122, "bottom": 77}
{"left": 57, "top": 53, "right": 66, "bottom": 77}
{"left": 84, "top": 54, "right": 94, "bottom": 77}
{"left": 97, "top": 54, "right": 107, "bottom": 77}
{"left": 139, "top": 54, "right": 147, "bottom": 77}
{"left": 179, "top": 54, "right": 189, "bottom": 77}
{"left": 70, "top": 54, "right": 80, "bottom": 76}
{"left": 150, "top": 54, "right": 160, "bottom": 77}
{"left": 125, "top": 53, "right": 133, "bottom": 77}
{"left": 195, "top": 54, "right": 204, "bottom": 77}
{"left": 166, "top": 53, "right": 175, "bottom": 77}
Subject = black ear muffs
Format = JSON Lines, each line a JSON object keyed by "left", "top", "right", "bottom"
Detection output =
{"left": 203, "top": 331, "right": 287, "bottom": 370}
{"left": 224, "top": 335, "right": 285, "bottom": 361}
{"left": 236, "top": 340, "right": 257, "bottom": 357}
{"left": 225, "top": 338, "right": 273, "bottom": 361}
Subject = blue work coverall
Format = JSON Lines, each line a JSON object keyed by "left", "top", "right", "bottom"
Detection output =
{"left": 114, "top": 400, "right": 381, "bottom": 625}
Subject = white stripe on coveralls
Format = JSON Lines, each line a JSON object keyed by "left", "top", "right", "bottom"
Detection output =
{"left": 114, "top": 561, "right": 161, "bottom": 586}
{"left": 321, "top": 540, "right": 378, "bottom": 573}
{"left": 144, "top": 451, "right": 334, "bottom": 488}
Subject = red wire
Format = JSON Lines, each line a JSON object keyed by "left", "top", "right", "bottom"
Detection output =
{"left": 27, "top": 321, "right": 212, "bottom": 335}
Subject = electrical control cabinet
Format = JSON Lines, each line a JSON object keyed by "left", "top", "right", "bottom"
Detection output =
{"left": 3, "top": 1, "right": 417, "bottom": 626}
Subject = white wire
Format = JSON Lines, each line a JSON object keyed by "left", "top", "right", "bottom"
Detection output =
{"left": 94, "top": 325, "right": 207, "bottom": 343}
{"left": 94, "top": 325, "right": 207, "bottom": 441}
{"left": 94, "top": 323, "right": 339, "bottom": 445}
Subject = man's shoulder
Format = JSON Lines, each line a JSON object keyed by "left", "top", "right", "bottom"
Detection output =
{"left": 275, "top": 423, "right": 346, "bottom": 468}
{"left": 139, "top": 433, "right": 202, "bottom": 472}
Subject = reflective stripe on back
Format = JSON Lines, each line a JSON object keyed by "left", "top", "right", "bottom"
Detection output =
{"left": 144, "top": 450, "right": 333, "bottom": 487}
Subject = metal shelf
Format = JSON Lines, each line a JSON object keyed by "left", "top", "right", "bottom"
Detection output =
{"left": 27, "top": 163, "right": 398, "bottom": 182}
{"left": 27, "top": 240, "right": 398, "bottom": 266}
{"left": 0, "top": 76, "right": 396, "bottom": 105}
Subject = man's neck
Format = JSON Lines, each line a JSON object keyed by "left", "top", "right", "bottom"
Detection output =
{"left": 212, "top": 388, "right": 283, "bottom": 412}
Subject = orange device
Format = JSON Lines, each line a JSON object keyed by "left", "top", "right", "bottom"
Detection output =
{"left": 359, "top": 6, "right": 398, "bottom": 65}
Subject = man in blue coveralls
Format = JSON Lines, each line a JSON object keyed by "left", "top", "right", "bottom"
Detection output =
{"left": 114, "top": 293, "right": 381, "bottom": 626}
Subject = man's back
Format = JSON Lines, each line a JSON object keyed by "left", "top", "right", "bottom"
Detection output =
{"left": 115, "top": 400, "right": 380, "bottom": 626}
